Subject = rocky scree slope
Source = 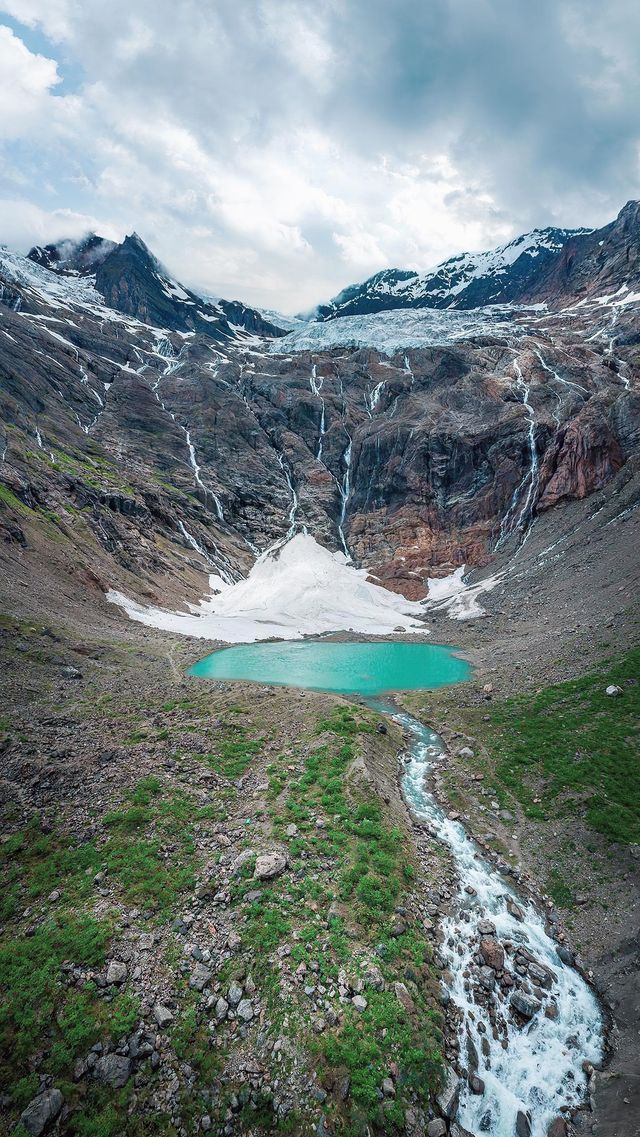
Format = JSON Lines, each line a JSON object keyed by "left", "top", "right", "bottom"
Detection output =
{"left": 0, "top": 216, "right": 638, "bottom": 604}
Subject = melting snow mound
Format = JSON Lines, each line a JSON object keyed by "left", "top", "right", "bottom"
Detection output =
{"left": 107, "top": 533, "right": 429, "bottom": 642}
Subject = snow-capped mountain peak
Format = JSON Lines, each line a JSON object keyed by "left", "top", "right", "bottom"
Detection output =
{"left": 313, "top": 225, "right": 592, "bottom": 320}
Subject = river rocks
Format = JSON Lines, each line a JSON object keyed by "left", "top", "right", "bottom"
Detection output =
{"left": 20, "top": 1089, "right": 64, "bottom": 1136}
{"left": 547, "top": 1119, "right": 568, "bottom": 1137}
{"left": 436, "top": 1066, "right": 461, "bottom": 1119}
{"left": 254, "top": 851, "right": 287, "bottom": 880}
{"left": 516, "top": 1109, "right": 532, "bottom": 1137}
{"left": 511, "top": 990, "right": 542, "bottom": 1019}
{"left": 93, "top": 1053, "right": 132, "bottom": 1088}
{"left": 469, "top": 1074, "right": 485, "bottom": 1095}
{"left": 506, "top": 898, "right": 525, "bottom": 922}
{"left": 479, "top": 937, "right": 505, "bottom": 971}
{"left": 555, "top": 945, "right": 574, "bottom": 966}
{"left": 477, "top": 918, "right": 496, "bottom": 935}
{"left": 478, "top": 965, "right": 496, "bottom": 991}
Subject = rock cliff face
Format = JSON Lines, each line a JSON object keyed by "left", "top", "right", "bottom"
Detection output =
{"left": 1, "top": 210, "right": 639, "bottom": 603}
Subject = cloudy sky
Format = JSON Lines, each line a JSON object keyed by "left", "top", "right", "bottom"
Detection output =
{"left": 0, "top": 0, "right": 639, "bottom": 313}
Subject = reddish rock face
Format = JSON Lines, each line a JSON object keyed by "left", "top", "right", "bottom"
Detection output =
{"left": 538, "top": 409, "right": 624, "bottom": 511}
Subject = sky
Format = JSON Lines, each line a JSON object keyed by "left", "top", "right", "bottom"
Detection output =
{"left": 0, "top": 0, "right": 639, "bottom": 314}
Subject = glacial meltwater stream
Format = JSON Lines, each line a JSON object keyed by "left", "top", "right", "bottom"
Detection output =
{"left": 190, "top": 640, "right": 603, "bottom": 1136}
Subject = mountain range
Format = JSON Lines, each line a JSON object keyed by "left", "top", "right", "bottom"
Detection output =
{"left": 0, "top": 203, "right": 639, "bottom": 605}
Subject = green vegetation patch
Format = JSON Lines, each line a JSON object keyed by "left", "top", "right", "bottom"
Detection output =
{"left": 230, "top": 702, "right": 443, "bottom": 1134}
{"left": 488, "top": 647, "right": 640, "bottom": 843}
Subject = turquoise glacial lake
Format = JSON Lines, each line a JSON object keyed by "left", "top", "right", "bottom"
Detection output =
{"left": 189, "top": 640, "right": 470, "bottom": 696}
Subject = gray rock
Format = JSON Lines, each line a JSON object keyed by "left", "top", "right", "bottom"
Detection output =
{"left": 231, "top": 848, "right": 256, "bottom": 876}
{"left": 351, "top": 995, "right": 368, "bottom": 1012}
{"left": 605, "top": 684, "right": 623, "bottom": 697}
{"left": 436, "top": 1065, "right": 461, "bottom": 1119}
{"left": 106, "top": 960, "right": 127, "bottom": 985}
{"left": 427, "top": 1122, "right": 447, "bottom": 1137}
{"left": 20, "top": 1089, "right": 64, "bottom": 1136}
{"left": 511, "top": 990, "right": 542, "bottom": 1019}
{"left": 93, "top": 1053, "right": 132, "bottom": 1088}
{"left": 153, "top": 1003, "right": 174, "bottom": 1027}
{"left": 478, "top": 965, "right": 496, "bottom": 990}
{"left": 228, "top": 981, "right": 243, "bottom": 1007}
{"left": 381, "top": 1077, "right": 395, "bottom": 1098}
{"left": 458, "top": 746, "right": 475, "bottom": 758}
{"left": 236, "top": 999, "right": 254, "bottom": 1022}
{"left": 254, "top": 852, "right": 287, "bottom": 880}
{"left": 189, "top": 962, "right": 213, "bottom": 991}
{"left": 215, "top": 996, "right": 229, "bottom": 1021}
{"left": 477, "top": 918, "right": 497, "bottom": 935}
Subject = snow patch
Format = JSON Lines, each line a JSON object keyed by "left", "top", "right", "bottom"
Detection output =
{"left": 107, "top": 533, "right": 429, "bottom": 642}
{"left": 425, "top": 565, "right": 502, "bottom": 619}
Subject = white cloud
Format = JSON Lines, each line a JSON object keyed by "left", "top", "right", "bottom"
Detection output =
{"left": 0, "top": 0, "right": 638, "bottom": 312}
{"left": 0, "top": 24, "right": 60, "bottom": 137}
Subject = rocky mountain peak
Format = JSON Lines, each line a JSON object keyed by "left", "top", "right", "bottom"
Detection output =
{"left": 27, "top": 233, "right": 117, "bottom": 276}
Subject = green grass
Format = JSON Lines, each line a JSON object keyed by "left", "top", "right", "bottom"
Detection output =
{"left": 487, "top": 647, "right": 640, "bottom": 842}
{"left": 204, "top": 726, "right": 263, "bottom": 778}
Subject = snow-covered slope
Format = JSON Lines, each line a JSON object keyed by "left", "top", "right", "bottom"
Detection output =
{"left": 107, "top": 533, "right": 429, "bottom": 641}
{"left": 314, "top": 227, "right": 591, "bottom": 320}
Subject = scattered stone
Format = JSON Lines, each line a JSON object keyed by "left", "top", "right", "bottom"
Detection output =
{"left": 605, "top": 684, "right": 623, "bottom": 697}
{"left": 228, "top": 981, "right": 243, "bottom": 1007}
{"left": 189, "top": 962, "right": 213, "bottom": 992}
{"left": 477, "top": 919, "right": 496, "bottom": 935}
{"left": 351, "top": 995, "right": 368, "bottom": 1012}
{"left": 375, "top": 722, "right": 387, "bottom": 734}
{"left": 215, "top": 996, "right": 229, "bottom": 1022}
{"left": 93, "top": 1053, "right": 132, "bottom": 1088}
{"left": 106, "top": 960, "right": 127, "bottom": 985}
{"left": 458, "top": 746, "right": 475, "bottom": 758}
{"left": 381, "top": 1077, "right": 395, "bottom": 1098}
{"left": 227, "top": 930, "right": 242, "bottom": 952}
{"left": 20, "top": 1089, "right": 64, "bottom": 1136}
{"left": 153, "top": 1003, "right": 174, "bottom": 1028}
{"left": 547, "top": 1119, "right": 568, "bottom": 1137}
{"left": 506, "top": 898, "right": 525, "bottom": 922}
{"left": 236, "top": 999, "right": 254, "bottom": 1022}
{"left": 254, "top": 852, "right": 287, "bottom": 880}
{"left": 231, "top": 848, "right": 256, "bottom": 876}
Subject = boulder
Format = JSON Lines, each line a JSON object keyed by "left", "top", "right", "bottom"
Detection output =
{"left": 511, "top": 990, "right": 542, "bottom": 1019}
{"left": 105, "top": 960, "right": 127, "bottom": 985}
{"left": 20, "top": 1089, "right": 64, "bottom": 1136}
{"left": 153, "top": 1003, "right": 174, "bottom": 1027}
{"left": 605, "top": 684, "right": 623, "bottom": 697}
{"left": 427, "top": 1122, "right": 447, "bottom": 1137}
{"left": 254, "top": 852, "right": 287, "bottom": 880}
{"left": 93, "top": 1054, "right": 132, "bottom": 1088}
{"left": 547, "top": 1119, "right": 568, "bottom": 1137}
{"left": 236, "top": 999, "right": 254, "bottom": 1022}
{"left": 436, "top": 1065, "right": 461, "bottom": 1119}
{"left": 479, "top": 937, "right": 505, "bottom": 971}
{"left": 516, "top": 1110, "right": 532, "bottom": 1137}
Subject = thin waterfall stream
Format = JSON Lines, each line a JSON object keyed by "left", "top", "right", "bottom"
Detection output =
{"left": 366, "top": 696, "right": 604, "bottom": 1137}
